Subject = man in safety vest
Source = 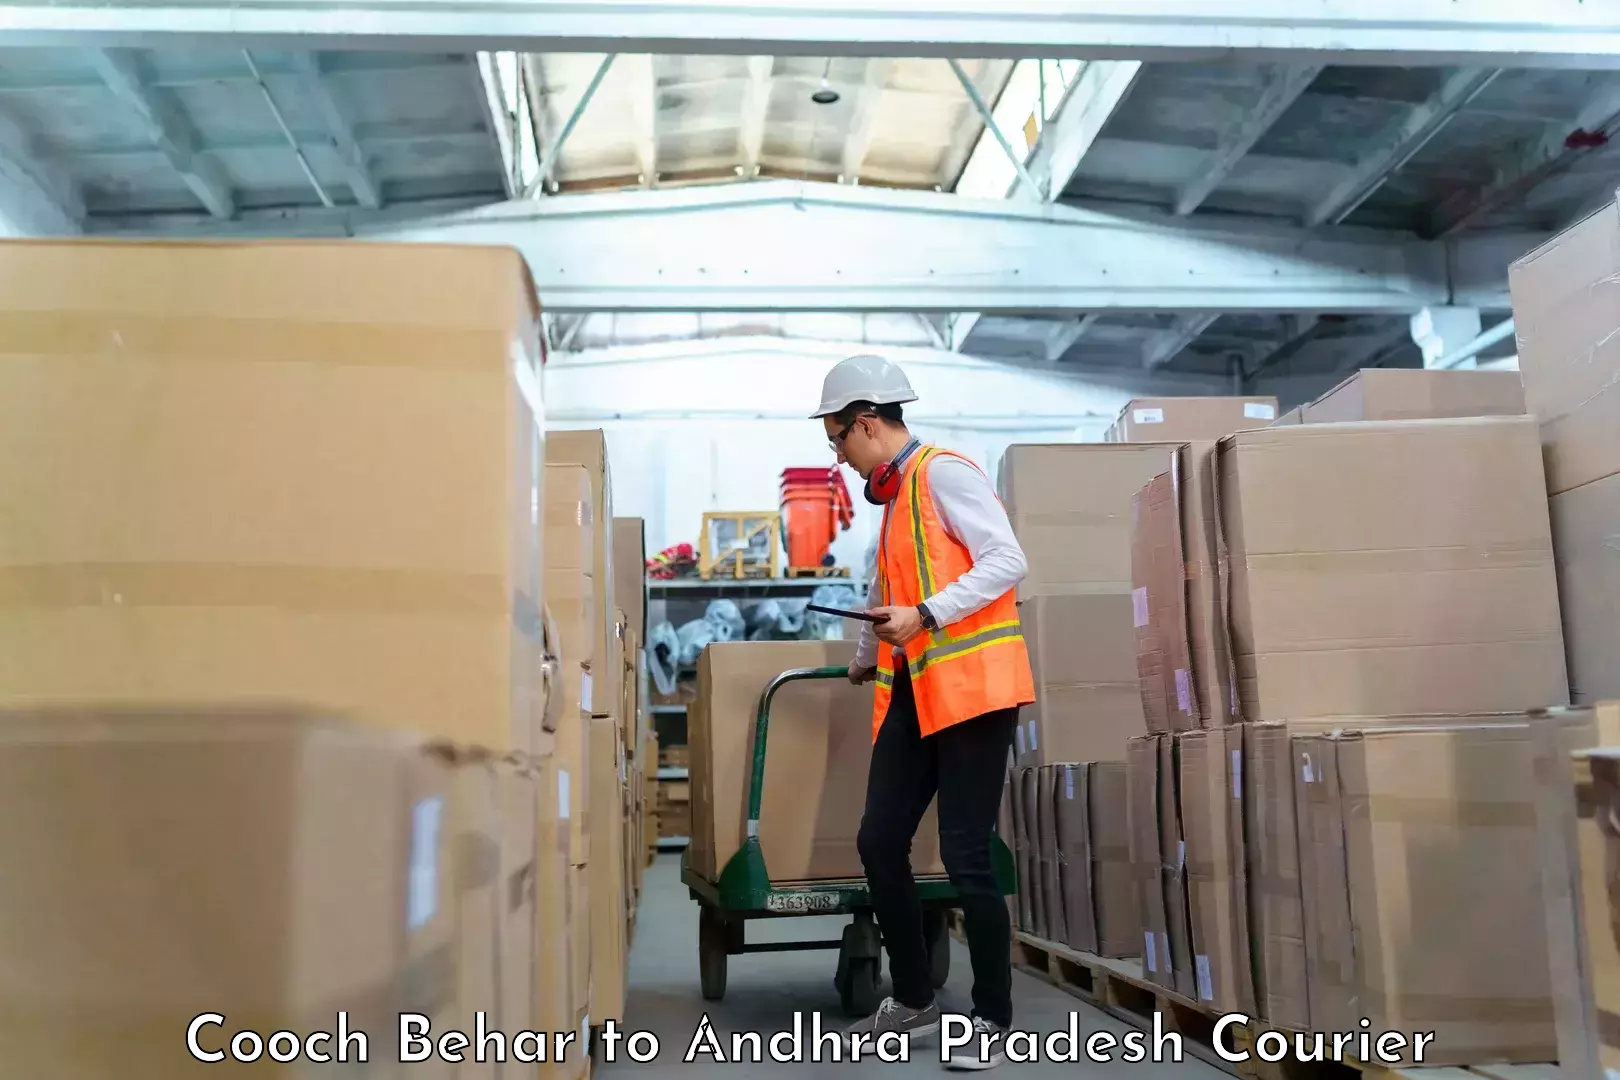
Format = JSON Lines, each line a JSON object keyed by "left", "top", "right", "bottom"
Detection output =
{"left": 812, "top": 353, "right": 1035, "bottom": 1070}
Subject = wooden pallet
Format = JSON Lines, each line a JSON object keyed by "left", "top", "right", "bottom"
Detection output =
{"left": 786, "top": 565, "right": 852, "bottom": 578}
{"left": 1007, "top": 933, "right": 1561, "bottom": 1080}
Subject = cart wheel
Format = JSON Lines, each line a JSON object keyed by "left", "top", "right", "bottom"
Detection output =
{"left": 925, "top": 911, "right": 951, "bottom": 989}
{"left": 835, "top": 922, "right": 883, "bottom": 1018}
{"left": 699, "top": 906, "right": 728, "bottom": 1001}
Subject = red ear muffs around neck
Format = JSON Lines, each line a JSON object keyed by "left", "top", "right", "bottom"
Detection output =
{"left": 863, "top": 438, "right": 922, "bottom": 505}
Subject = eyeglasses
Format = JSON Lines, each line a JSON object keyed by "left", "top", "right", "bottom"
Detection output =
{"left": 828, "top": 417, "right": 859, "bottom": 454}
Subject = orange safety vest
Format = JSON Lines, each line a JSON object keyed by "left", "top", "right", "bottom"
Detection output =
{"left": 872, "top": 445, "right": 1036, "bottom": 742}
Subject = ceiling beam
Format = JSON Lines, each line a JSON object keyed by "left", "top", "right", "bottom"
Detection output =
{"left": 289, "top": 53, "right": 380, "bottom": 210}
{"left": 1304, "top": 67, "right": 1500, "bottom": 228}
{"left": 1024, "top": 60, "right": 1142, "bottom": 203}
{"left": 1042, "top": 313, "right": 1100, "bottom": 361}
{"left": 736, "top": 56, "right": 772, "bottom": 179}
{"left": 840, "top": 59, "right": 894, "bottom": 184}
{"left": 1143, "top": 313, "right": 1220, "bottom": 369}
{"left": 1174, "top": 64, "right": 1322, "bottom": 216}
{"left": 10, "top": 2, "right": 1620, "bottom": 68}
{"left": 0, "top": 107, "right": 83, "bottom": 233}
{"left": 948, "top": 312, "right": 983, "bottom": 352}
{"left": 1429, "top": 74, "right": 1620, "bottom": 237}
{"left": 91, "top": 49, "right": 234, "bottom": 219}
{"left": 623, "top": 53, "right": 659, "bottom": 187}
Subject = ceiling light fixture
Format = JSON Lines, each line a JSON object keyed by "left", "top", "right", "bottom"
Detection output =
{"left": 810, "top": 58, "right": 840, "bottom": 105}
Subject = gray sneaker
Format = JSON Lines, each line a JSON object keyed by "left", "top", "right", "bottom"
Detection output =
{"left": 845, "top": 997, "right": 942, "bottom": 1054}
{"left": 945, "top": 1016, "right": 1008, "bottom": 1071}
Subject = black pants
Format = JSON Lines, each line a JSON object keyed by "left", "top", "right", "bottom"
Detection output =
{"left": 856, "top": 663, "right": 1018, "bottom": 1028}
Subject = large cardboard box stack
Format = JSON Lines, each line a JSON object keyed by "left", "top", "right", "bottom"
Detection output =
{"left": 0, "top": 240, "right": 547, "bottom": 754}
{"left": 588, "top": 714, "right": 629, "bottom": 1026}
{"left": 1177, "top": 725, "right": 1253, "bottom": 1015}
{"left": 1292, "top": 722, "right": 1563, "bottom": 1066}
{"left": 547, "top": 431, "right": 618, "bottom": 728}
{"left": 1125, "top": 734, "right": 1192, "bottom": 995}
{"left": 613, "top": 517, "right": 650, "bottom": 758}
{"left": 1217, "top": 416, "right": 1567, "bottom": 722}
{"left": 1296, "top": 367, "right": 1525, "bottom": 423}
{"left": 688, "top": 640, "right": 945, "bottom": 884}
{"left": 1106, "top": 396, "right": 1278, "bottom": 442}
{"left": 1509, "top": 204, "right": 1620, "bottom": 705}
{"left": 999, "top": 444, "right": 1179, "bottom": 766}
{"left": 0, "top": 707, "right": 578, "bottom": 1080}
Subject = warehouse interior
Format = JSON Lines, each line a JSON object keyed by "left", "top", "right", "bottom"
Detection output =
{"left": 1, "top": 4, "right": 1618, "bottom": 1079}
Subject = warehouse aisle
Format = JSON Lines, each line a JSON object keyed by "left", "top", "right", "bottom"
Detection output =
{"left": 607, "top": 857, "right": 1226, "bottom": 1078}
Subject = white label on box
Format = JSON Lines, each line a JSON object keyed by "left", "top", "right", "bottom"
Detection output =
{"left": 1243, "top": 402, "right": 1276, "bottom": 420}
{"left": 1195, "top": 955, "right": 1214, "bottom": 1002}
{"left": 1177, "top": 839, "right": 1185, "bottom": 869}
{"left": 1027, "top": 719, "right": 1038, "bottom": 751}
{"left": 1231, "top": 749, "right": 1242, "bottom": 799}
{"left": 1065, "top": 767, "right": 1075, "bottom": 800}
{"left": 1175, "top": 669, "right": 1191, "bottom": 714}
{"left": 1132, "top": 586, "right": 1149, "bottom": 628}
{"left": 1301, "top": 754, "right": 1316, "bottom": 784}
{"left": 558, "top": 771, "right": 571, "bottom": 819}
{"left": 1133, "top": 407, "right": 1165, "bottom": 424}
{"left": 407, "top": 795, "right": 444, "bottom": 929}
{"left": 581, "top": 672, "right": 593, "bottom": 712}
{"left": 1144, "top": 932, "right": 1157, "bottom": 972}
{"left": 1016, "top": 726, "right": 1026, "bottom": 756}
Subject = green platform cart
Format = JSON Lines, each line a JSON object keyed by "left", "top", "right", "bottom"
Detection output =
{"left": 680, "top": 665, "right": 1018, "bottom": 1017}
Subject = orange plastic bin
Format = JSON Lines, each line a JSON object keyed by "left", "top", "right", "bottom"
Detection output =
{"left": 780, "top": 466, "right": 854, "bottom": 570}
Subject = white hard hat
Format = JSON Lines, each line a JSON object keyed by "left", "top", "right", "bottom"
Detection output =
{"left": 810, "top": 354, "right": 919, "bottom": 419}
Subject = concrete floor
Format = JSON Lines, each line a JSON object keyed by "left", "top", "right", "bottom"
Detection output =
{"left": 603, "top": 855, "right": 1227, "bottom": 1077}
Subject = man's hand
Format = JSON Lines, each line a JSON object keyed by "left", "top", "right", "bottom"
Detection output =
{"left": 847, "top": 662, "right": 877, "bottom": 685}
{"left": 869, "top": 605, "right": 923, "bottom": 646}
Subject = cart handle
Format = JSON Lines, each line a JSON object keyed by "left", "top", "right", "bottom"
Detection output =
{"left": 745, "top": 666, "right": 850, "bottom": 833}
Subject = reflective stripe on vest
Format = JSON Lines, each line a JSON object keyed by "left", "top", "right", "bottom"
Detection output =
{"left": 871, "top": 445, "right": 1035, "bottom": 741}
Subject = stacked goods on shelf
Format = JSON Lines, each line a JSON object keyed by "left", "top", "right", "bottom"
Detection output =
{"left": 0, "top": 240, "right": 604, "bottom": 1079}
{"left": 687, "top": 640, "right": 945, "bottom": 884}
{"left": 643, "top": 733, "right": 660, "bottom": 867}
{"left": 613, "top": 517, "right": 650, "bottom": 758}
{"left": 1509, "top": 204, "right": 1620, "bottom": 705}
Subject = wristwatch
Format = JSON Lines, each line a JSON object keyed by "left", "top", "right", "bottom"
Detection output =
{"left": 917, "top": 603, "right": 939, "bottom": 632}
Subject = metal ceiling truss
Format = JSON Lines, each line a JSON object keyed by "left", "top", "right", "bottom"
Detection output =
{"left": 92, "top": 180, "right": 1536, "bottom": 315}
{"left": 5, "top": 1, "right": 1618, "bottom": 68}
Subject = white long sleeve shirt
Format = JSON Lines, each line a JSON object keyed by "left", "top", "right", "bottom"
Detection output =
{"left": 854, "top": 454, "right": 1028, "bottom": 670}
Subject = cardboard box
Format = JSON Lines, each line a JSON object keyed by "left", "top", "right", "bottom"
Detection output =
{"left": 1300, "top": 368, "right": 1525, "bottom": 424}
{"left": 1036, "top": 765, "right": 1065, "bottom": 944}
{"left": 998, "top": 442, "right": 1181, "bottom": 599}
{"left": 1508, "top": 199, "right": 1620, "bottom": 497}
{"left": 588, "top": 715, "right": 628, "bottom": 1024}
{"left": 534, "top": 755, "right": 572, "bottom": 1032}
{"left": 1217, "top": 417, "right": 1567, "bottom": 722}
{"left": 686, "top": 640, "right": 945, "bottom": 883}
{"left": 1020, "top": 593, "right": 1145, "bottom": 766}
{"left": 1293, "top": 725, "right": 1558, "bottom": 1065}
{"left": 0, "top": 706, "right": 461, "bottom": 1080}
{"left": 451, "top": 757, "right": 500, "bottom": 1079}
{"left": 1159, "top": 735, "right": 1194, "bottom": 998}
{"left": 1010, "top": 766, "right": 1035, "bottom": 932}
{"left": 1535, "top": 704, "right": 1620, "bottom": 1077}
{"left": 1132, "top": 471, "right": 1196, "bottom": 733}
{"left": 1176, "top": 726, "right": 1254, "bottom": 1015}
{"left": 545, "top": 465, "right": 597, "bottom": 698}
{"left": 1109, "top": 396, "right": 1278, "bottom": 443}
{"left": 0, "top": 240, "right": 545, "bottom": 756}
{"left": 547, "top": 431, "right": 618, "bottom": 721}
{"left": 498, "top": 761, "right": 539, "bottom": 1067}
{"left": 1271, "top": 406, "right": 1305, "bottom": 426}
{"left": 1173, "top": 443, "right": 1238, "bottom": 728}
{"left": 568, "top": 862, "right": 591, "bottom": 1024}
{"left": 1056, "top": 761, "right": 1138, "bottom": 958}
{"left": 1550, "top": 474, "right": 1620, "bottom": 705}
{"left": 613, "top": 517, "right": 648, "bottom": 647}
{"left": 1088, "top": 762, "right": 1138, "bottom": 957}
{"left": 1574, "top": 730, "right": 1620, "bottom": 1077}
{"left": 1126, "top": 735, "right": 1174, "bottom": 987}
